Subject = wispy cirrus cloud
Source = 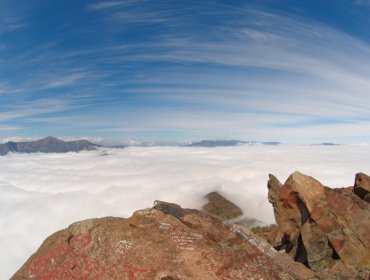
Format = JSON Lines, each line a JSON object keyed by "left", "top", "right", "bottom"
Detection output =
{"left": 354, "top": 0, "right": 370, "bottom": 5}
{"left": 0, "top": 97, "right": 90, "bottom": 135}
{"left": 0, "top": 0, "right": 27, "bottom": 34}
{"left": 1, "top": 1, "right": 370, "bottom": 141}
{"left": 79, "top": 6, "right": 370, "bottom": 141}
{"left": 87, "top": 0, "right": 149, "bottom": 11}
{"left": 45, "top": 71, "right": 92, "bottom": 89}
{"left": 0, "top": 124, "right": 18, "bottom": 132}
{"left": 88, "top": 1, "right": 126, "bottom": 10}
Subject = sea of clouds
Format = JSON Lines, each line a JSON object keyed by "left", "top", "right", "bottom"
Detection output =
{"left": 1, "top": 144, "right": 369, "bottom": 279}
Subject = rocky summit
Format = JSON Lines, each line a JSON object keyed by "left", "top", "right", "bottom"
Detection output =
{"left": 11, "top": 201, "right": 314, "bottom": 280}
{"left": 267, "top": 171, "right": 370, "bottom": 279}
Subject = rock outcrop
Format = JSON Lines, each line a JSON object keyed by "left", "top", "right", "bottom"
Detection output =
{"left": 0, "top": 136, "right": 99, "bottom": 156}
{"left": 202, "top": 191, "right": 243, "bottom": 220}
{"left": 267, "top": 171, "right": 370, "bottom": 279}
{"left": 354, "top": 172, "right": 370, "bottom": 203}
{"left": 11, "top": 202, "right": 315, "bottom": 280}
{"left": 202, "top": 191, "right": 266, "bottom": 229}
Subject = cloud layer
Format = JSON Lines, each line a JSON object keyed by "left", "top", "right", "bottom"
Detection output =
{"left": 1, "top": 145, "right": 370, "bottom": 278}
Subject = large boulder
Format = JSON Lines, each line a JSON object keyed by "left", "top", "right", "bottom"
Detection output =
{"left": 267, "top": 172, "right": 370, "bottom": 279}
{"left": 11, "top": 202, "right": 315, "bottom": 280}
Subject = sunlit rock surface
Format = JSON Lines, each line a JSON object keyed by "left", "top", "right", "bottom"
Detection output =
{"left": 11, "top": 202, "right": 314, "bottom": 280}
{"left": 267, "top": 172, "right": 370, "bottom": 279}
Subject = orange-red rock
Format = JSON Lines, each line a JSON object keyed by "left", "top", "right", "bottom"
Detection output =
{"left": 11, "top": 202, "right": 315, "bottom": 280}
{"left": 268, "top": 171, "right": 370, "bottom": 279}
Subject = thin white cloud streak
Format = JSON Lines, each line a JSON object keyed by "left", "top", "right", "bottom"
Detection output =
{"left": 45, "top": 72, "right": 89, "bottom": 89}
{"left": 355, "top": 0, "right": 370, "bottom": 5}
{"left": 88, "top": 1, "right": 125, "bottom": 10}
{"left": 0, "top": 96, "right": 96, "bottom": 133}
{"left": 88, "top": 0, "right": 142, "bottom": 10}
{"left": 1, "top": 145, "right": 370, "bottom": 278}
{"left": 0, "top": 98, "right": 81, "bottom": 122}
{"left": 122, "top": 82, "right": 368, "bottom": 120}
{"left": 0, "top": 124, "right": 18, "bottom": 132}
{"left": 1, "top": 68, "right": 97, "bottom": 95}
{"left": 0, "top": 1, "right": 26, "bottom": 34}
{"left": 89, "top": 0, "right": 181, "bottom": 26}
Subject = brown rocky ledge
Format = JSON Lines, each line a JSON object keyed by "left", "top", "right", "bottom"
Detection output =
{"left": 267, "top": 171, "right": 370, "bottom": 280}
{"left": 11, "top": 201, "right": 315, "bottom": 280}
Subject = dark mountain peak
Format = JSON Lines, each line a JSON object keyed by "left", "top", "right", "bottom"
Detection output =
{"left": 42, "top": 136, "right": 61, "bottom": 141}
{"left": 0, "top": 137, "right": 99, "bottom": 156}
{"left": 36, "top": 136, "right": 64, "bottom": 144}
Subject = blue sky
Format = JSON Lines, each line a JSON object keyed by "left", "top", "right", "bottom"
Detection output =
{"left": 1, "top": 0, "right": 370, "bottom": 143}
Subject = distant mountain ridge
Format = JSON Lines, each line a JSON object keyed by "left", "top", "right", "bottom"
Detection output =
{"left": 187, "top": 140, "right": 281, "bottom": 147}
{"left": 0, "top": 136, "right": 99, "bottom": 156}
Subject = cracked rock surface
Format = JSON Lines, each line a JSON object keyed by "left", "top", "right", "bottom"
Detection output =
{"left": 267, "top": 171, "right": 370, "bottom": 279}
{"left": 11, "top": 201, "right": 314, "bottom": 280}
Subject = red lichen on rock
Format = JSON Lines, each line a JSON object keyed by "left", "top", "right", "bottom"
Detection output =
{"left": 27, "top": 234, "right": 106, "bottom": 280}
{"left": 12, "top": 202, "right": 314, "bottom": 280}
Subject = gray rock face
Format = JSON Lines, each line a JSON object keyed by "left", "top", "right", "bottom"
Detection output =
{"left": 0, "top": 136, "right": 99, "bottom": 155}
